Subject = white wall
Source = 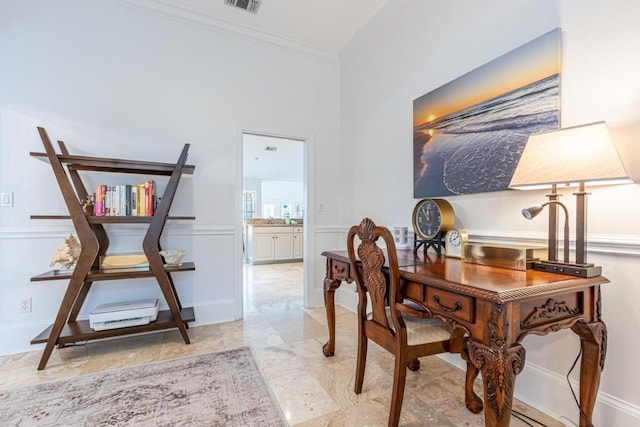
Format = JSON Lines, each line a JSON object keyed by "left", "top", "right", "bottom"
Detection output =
{"left": 0, "top": 0, "right": 341, "bottom": 354}
{"left": 262, "top": 180, "right": 303, "bottom": 218}
{"left": 339, "top": 0, "right": 640, "bottom": 425}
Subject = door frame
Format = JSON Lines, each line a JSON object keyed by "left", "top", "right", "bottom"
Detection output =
{"left": 234, "top": 124, "right": 315, "bottom": 318}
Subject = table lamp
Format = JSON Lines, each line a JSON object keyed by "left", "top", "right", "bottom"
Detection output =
{"left": 509, "top": 121, "right": 632, "bottom": 277}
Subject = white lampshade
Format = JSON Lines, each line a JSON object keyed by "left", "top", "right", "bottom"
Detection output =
{"left": 509, "top": 122, "right": 632, "bottom": 190}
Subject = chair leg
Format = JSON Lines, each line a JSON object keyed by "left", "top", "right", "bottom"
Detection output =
{"left": 407, "top": 357, "right": 420, "bottom": 371}
{"left": 464, "top": 360, "right": 483, "bottom": 414}
{"left": 354, "top": 334, "right": 368, "bottom": 394}
{"left": 388, "top": 352, "right": 408, "bottom": 427}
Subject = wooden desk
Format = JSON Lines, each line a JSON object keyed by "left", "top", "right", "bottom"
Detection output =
{"left": 321, "top": 249, "right": 609, "bottom": 427}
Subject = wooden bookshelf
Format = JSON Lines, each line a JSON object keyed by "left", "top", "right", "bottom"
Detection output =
{"left": 29, "top": 127, "right": 196, "bottom": 370}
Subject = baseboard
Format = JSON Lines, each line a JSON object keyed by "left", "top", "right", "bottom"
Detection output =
{"left": 0, "top": 321, "right": 52, "bottom": 356}
{"left": 0, "top": 298, "right": 241, "bottom": 357}
{"left": 437, "top": 348, "right": 640, "bottom": 426}
{"left": 514, "top": 357, "right": 640, "bottom": 426}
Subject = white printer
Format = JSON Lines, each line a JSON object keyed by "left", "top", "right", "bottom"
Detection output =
{"left": 90, "top": 298, "right": 159, "bottom": 331}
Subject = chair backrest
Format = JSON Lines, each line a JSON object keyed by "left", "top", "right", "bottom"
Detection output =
{"left": 347, "top": 218, "right": 402, "bottom": 332}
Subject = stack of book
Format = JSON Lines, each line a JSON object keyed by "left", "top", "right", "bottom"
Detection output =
{"left": 94, "top": 180, "right": 156, "bottom": 216}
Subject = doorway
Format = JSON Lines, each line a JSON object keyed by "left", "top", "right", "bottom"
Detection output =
{"left": 242, "top": 133, "right": 304, "bottom": 227}
{"left": 239, "top": 130, "right": 313, "bottom": 317}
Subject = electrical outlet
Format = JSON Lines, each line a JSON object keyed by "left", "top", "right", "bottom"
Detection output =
{"left": 19, "top": 297, "right": 32, "bottom": 313}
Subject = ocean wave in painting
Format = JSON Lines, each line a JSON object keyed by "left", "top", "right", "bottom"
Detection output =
{"left": 414, "top": 74, "right": 559, "bottom": 197}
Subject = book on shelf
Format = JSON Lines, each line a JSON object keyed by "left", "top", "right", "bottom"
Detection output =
{"left": 147, "top": 180, "right": 155, "bottom": 217}
{"left": 100, "top": 253, "right": 149, "bottom": 270}
{"left": 93, "top": 180, "right": 156, "bottom": 217}
{"left": 104, "top": 185, "right": 112, "bottom": 216}
{"left": 113, "top": 185, "right": 119, "bottom": 216}
{"left": 138, "top": 182, "right": 145, "bottom": 216}
{"left": 130, "top": 185, "right": 137, "bottom": 216}
{"left": 94, "top": 184, "right": 104, "bottom": 217}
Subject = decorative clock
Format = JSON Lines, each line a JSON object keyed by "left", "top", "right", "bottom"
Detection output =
{"left": 411, "top": 198, "right": 456, "bottom": 256}
{"left": 445, "top": 228, "right": 468, "bottom": 258}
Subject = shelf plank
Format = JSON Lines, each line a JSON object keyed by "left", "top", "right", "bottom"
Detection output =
{"left": 30, "top": 215, "right": 195, "bottom": 222}
{"left": 31, "top": 307, "right": 196, "bottom": 344}
{"left": 31, "top": 262, "right": 196, "bottom": 282}
{"left": 30, "top": 152, "right": 195, "bottom": 175}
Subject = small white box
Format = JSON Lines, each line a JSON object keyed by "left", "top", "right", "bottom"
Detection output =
{"left": 90, "top": 298, "right": 159, "bottom": 331}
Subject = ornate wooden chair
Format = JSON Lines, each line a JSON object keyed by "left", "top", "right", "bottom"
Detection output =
{"left": 347, "top": 218, "right": 482, "bottom": 427}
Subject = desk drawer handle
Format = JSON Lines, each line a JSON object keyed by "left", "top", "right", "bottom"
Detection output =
{"left": 432, "top": 295, "right": 462, "bottom": 313}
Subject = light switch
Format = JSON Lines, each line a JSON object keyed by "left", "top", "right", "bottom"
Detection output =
{"left": 0, "top": 192, "right": 14, "bottom": 207}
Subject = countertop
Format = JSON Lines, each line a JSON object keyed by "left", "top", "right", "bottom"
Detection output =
{"left": 247, "top": 223, "right": 302, "bottom": 227}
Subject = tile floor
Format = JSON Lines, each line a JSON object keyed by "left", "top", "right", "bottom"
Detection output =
{"left": 0, "top": 262, "right": 563, "bottom": 426}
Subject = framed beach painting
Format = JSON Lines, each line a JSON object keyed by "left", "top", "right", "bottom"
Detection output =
{"left": 413, "top": 28, "right": 561, "bottom": 197}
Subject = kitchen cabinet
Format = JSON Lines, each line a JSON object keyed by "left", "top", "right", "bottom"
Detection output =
{"left": 247, "top": 225, "right": 303, "bottom": 264}
{"left": 293, "top": 226, "right": 303, "bottom": 259}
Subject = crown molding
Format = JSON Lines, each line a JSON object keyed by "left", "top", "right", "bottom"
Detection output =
{"left": 109, "top": 0, "right": 339, "bottom": 61}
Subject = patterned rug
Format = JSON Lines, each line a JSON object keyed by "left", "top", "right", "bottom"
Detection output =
{"left": 0, "top": 347, "right": 287, "bottom": 426}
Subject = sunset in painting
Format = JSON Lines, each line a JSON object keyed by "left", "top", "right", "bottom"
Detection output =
{"left": 413, "top": 29, "right": 561, "bottom": 197}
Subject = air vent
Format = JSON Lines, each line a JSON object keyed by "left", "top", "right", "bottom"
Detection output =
{"left": 265, "top": 146, "right": 277, "bottom": 152}
{"left": 224, "top": 0, "right": 261, "bottom": 15}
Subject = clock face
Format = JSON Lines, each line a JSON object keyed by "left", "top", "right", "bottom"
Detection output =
{"left": 445, "top": 228, "right": 467, "bottom": 258}
{"left": 412, "top": 199, "right": 455, "bottom": 240}
{"left": 413, "top": 200, "right": 442, "bottom": 240}
{"left": 447, "top": 229, "right": 462, "bottom": 247}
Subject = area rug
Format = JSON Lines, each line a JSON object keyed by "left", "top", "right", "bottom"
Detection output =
{"left": 0, "top": 347, "right": 287, "bottom": 426}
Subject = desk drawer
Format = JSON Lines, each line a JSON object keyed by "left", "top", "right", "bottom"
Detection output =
{"left": 426, "top": 288, "right": 475, "bottom": 323}
{"left": 329, "top": 259, "right": 351, "bottom": 281}
{"left": 519, "top": 293, "right": 583, "bottom": 330}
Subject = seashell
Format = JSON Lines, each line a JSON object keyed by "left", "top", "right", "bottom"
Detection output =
{"left": 50, "top": 234, "right": 82, "bottom": 270}
{"left": 159, "top": 249, "right": 186, "bottom": 265}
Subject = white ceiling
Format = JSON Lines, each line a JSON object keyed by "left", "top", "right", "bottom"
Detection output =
{"left": 243, "top": 133, "right": 304, "bottom": 182}
{"left": 125, "top": 0, "right": 396, "bottom": 182}
{"left": 134, "top": 0, "right": 393, "bottom": 55}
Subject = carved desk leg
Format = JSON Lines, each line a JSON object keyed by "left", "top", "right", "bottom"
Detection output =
{"left": 571, "top": 320, "right": 607, "bottom": 427}
{"left": 322, "top": 277, "right": 342, "bottom": 357}
{"left": 467, "top": 305, "right": 526, "bottom": 427}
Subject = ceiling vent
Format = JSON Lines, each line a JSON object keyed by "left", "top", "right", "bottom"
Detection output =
{"left": 224, "top": 0, "right": 261, "bottom": 15}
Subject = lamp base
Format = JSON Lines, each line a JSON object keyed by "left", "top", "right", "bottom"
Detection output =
{"left": 531, "top": 260, "right": 602, "bottom": 278}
